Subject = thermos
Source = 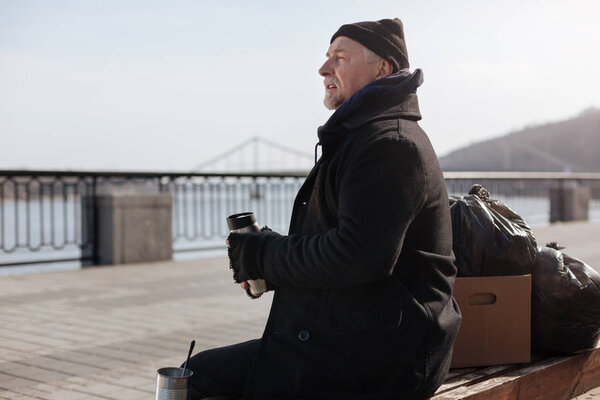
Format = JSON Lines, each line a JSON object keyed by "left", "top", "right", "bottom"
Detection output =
{"left": 155, "top": 367, "right": 192, "bottom": 400}
{"left": 226, "top": 212, "right": 267, "bottom": 296}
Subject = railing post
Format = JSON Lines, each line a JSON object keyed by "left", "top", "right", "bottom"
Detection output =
{"left": 81, "top": 176, "right": 97, "bottom": 267}
{"left": 550, "top": 180, "right": 590, "bottom": 223}
{"left": 95, "top": 193, "right": 173, "bottom": 265}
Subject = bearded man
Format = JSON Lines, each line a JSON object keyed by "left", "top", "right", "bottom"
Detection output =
{"left": 186, "top": 18, "right": 461, "bottom": 400}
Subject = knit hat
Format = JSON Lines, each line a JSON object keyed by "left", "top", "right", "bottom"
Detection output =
{"left": 330, "top": 18, "right": 409, "bottom": 72}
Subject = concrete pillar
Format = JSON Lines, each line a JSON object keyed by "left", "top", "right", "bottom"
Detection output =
{"left": 95, "top": 193, "right": 173, "bottom": 265}
{"left": 550, "top": 183, "right": 590, "bottom": 223}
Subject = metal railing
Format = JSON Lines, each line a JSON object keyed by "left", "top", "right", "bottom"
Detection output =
{"left": 165, "top": 173, "right": 306, "bottom": 252}
{"left": 0, "top": 170, "right": 306, "bottom": 268}
{"left": 444, "top": 172, "right": 600, "bottom": 226}
{"left": 2, "top": 170, "right": 600, "bottom": 269}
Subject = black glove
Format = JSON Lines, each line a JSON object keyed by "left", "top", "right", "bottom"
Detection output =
{"left": 227, "top": 226, "right": 276, "bottom": 298}
{"left": 227, "top": 232, "right": 260, "bottom": 283}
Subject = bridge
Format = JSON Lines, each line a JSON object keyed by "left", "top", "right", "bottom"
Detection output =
{"left": 193, "top": 136, "right": 315, "bottom": 173}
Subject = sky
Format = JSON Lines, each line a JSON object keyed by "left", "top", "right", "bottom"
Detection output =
{"left": 1, "top": 0, "right": 599, "bottom": 171}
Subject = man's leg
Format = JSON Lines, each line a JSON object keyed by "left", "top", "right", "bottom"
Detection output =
{"left": 183, "top": 339, "right": 261, "bottom": 399}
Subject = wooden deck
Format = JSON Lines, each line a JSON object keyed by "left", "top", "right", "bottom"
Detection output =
{"left": 0, "top": 221, "right": 599, "bottom": 399}
{"left": 0, "top": 257, "right": 272, "bottom": 399}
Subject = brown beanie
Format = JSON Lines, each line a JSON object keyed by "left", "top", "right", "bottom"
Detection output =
{"left": 330, "top": 18, "right": 409, "bottom": 72}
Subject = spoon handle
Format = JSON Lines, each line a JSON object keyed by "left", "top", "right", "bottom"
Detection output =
{"left": 181, "top": 340, "right": 195, "bottom": 377}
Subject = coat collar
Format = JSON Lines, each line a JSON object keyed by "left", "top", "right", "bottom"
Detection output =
{"left": 317, "top": 69, "right": 424, "bottom": 153}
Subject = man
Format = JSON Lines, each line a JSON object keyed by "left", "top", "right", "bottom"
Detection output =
{"left": 187, "top": 18, "right": 461, "bottom": 400}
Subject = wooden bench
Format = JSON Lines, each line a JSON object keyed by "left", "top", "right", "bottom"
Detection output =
{"left": 205, "top": 343, "right": 600, "bottom": 400}
{"left": 432, "top": 342, "right": 600, "bottom": 400}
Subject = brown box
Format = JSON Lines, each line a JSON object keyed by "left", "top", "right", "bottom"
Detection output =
{"left": 450, "top": 274, "right": 531, "bottom": 368}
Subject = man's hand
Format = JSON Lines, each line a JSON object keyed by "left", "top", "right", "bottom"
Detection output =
{"left": 228, "top": 236, "right": 263, "bottom": 298}
{"left": 240, "top": 281, "right": 263, "bottom": 298}
{"left": 227, "top": 228, "right": 277, "bottom": 299}
{"left": 227, "top": 232, "right": 267, "bottom": 283}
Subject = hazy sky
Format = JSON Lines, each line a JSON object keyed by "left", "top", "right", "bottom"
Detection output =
{"left": 1, "top": 0, "right": 599, "bottom": 171}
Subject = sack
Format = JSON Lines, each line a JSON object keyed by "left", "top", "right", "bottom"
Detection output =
{"left": 450, "top": 184, "right": 537, "bottom": 277}
{"left": 531, "top": 243, "right": 600, "bottom": 355}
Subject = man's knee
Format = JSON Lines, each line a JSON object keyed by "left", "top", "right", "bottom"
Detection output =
{"left": 181, "top": 339, "right": 261, "bottom": 399}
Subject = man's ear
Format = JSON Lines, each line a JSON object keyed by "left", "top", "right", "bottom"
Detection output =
{"left": 377, "top": 59, "right": 394, "bottom": 78}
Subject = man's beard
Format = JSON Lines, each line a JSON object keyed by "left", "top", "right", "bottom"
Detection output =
{"left": 323, "top": 78, "right": 344, "bottom": 110}
{"left": 324, "top": 93, "right": 345, "bottom": 110}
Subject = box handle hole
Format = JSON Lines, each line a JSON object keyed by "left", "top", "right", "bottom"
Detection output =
{"left": 468, "top": 293, "right": 497, "bottom": 305}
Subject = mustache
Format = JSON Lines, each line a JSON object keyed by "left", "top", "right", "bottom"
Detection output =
{"left": 324, "top": 78, "right": 340, "bottom": 87}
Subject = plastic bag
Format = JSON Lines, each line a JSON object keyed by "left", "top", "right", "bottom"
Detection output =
{"left": 531, "top": 243, "right": 600, "bottom": 355}
{"left": 449, "top": 184, "right": 537, "bottom": 277}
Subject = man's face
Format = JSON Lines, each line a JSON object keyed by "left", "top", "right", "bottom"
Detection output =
{"left": 318, "top": 36, "right": 383, "bottom": 110}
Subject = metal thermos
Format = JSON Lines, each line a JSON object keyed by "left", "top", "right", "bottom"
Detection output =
{"left": 226, "top": 212, "right": 267, "bottom": 296}
{"left": 155, "top": 367, "right": 192, "bottom": 400}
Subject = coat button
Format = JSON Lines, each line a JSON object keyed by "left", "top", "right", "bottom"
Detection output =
{"left": 298, "top": 329, "right": 310, "bottom": 342}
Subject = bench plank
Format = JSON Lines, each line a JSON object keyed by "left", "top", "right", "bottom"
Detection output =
{"left": 432, "top": 343, "right": 600, "bottom": 400}
{"left": 435, "top": 365, "right": 517, "bottom": 394}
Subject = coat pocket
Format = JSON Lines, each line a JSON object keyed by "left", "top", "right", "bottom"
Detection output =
{"left": 328, "top": 284, "right": 403, "bottom": 332}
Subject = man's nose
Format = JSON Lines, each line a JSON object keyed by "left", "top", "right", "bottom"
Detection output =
{"left": 319, "top": 60, "right": 331, "bottom": 77}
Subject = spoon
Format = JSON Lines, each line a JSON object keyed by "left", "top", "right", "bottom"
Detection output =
{"left": 181, "top": 339, "right": 195, "bottom": 378}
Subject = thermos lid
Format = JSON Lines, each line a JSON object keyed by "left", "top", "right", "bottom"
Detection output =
{"left": 227, "top": 212, "right": 256, "bottom": 230}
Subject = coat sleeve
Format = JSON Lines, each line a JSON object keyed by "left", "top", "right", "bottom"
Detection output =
{"left": 237, "top": 135, "right": 428, "bottom": 289}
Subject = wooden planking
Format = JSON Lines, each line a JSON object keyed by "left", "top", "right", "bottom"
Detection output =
{"left": 434, "top": 365, "right": 519, "bottom": 395}
{"left": 0, "top": 257, "right": 272, "bottom": 399}
{"left": 432, "top": 342, "right": 600, "bottom": 400}
{"left": 574, "top": 346, "right": 600, "bottom": 395}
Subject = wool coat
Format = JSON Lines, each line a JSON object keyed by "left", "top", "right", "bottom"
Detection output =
{"left": 232, "top": 69, "right": 461, "bottom": 400}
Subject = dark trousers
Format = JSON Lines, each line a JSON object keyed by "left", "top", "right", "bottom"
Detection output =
{"left": 184, "top": 339, "right": 261, "bottom": 400}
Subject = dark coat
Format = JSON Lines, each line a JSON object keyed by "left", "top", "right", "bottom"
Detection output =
{"left": 235, "top": 69, "right": 461, "bottom": 400}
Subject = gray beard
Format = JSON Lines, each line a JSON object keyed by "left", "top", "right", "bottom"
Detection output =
{"left": 324, "top": 94, "right": 345, "bottom": 110}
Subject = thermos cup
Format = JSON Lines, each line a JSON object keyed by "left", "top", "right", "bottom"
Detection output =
{"left": 155, "top": 367, "right": 192, "bottom": 400}
{"left": 226, "top": 212, "right": 267, "bottom": 296}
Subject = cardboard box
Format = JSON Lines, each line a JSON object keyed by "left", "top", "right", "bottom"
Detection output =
{"left": 450, "top": 274, "right": 531, "bottom": 368}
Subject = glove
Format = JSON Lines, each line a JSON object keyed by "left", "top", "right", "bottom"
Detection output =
{"left": 227, "top": 233, "right": 260, "bottom": 284}
{"left": 227, "top": 226, "right": 276, "bottom": 298}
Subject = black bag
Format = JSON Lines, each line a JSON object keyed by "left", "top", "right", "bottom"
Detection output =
{"left": 531, "top": 243, "right": 600, "bottom": 355}
{"left": 449, "top": 184, "right": 537, "bottom": 277}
